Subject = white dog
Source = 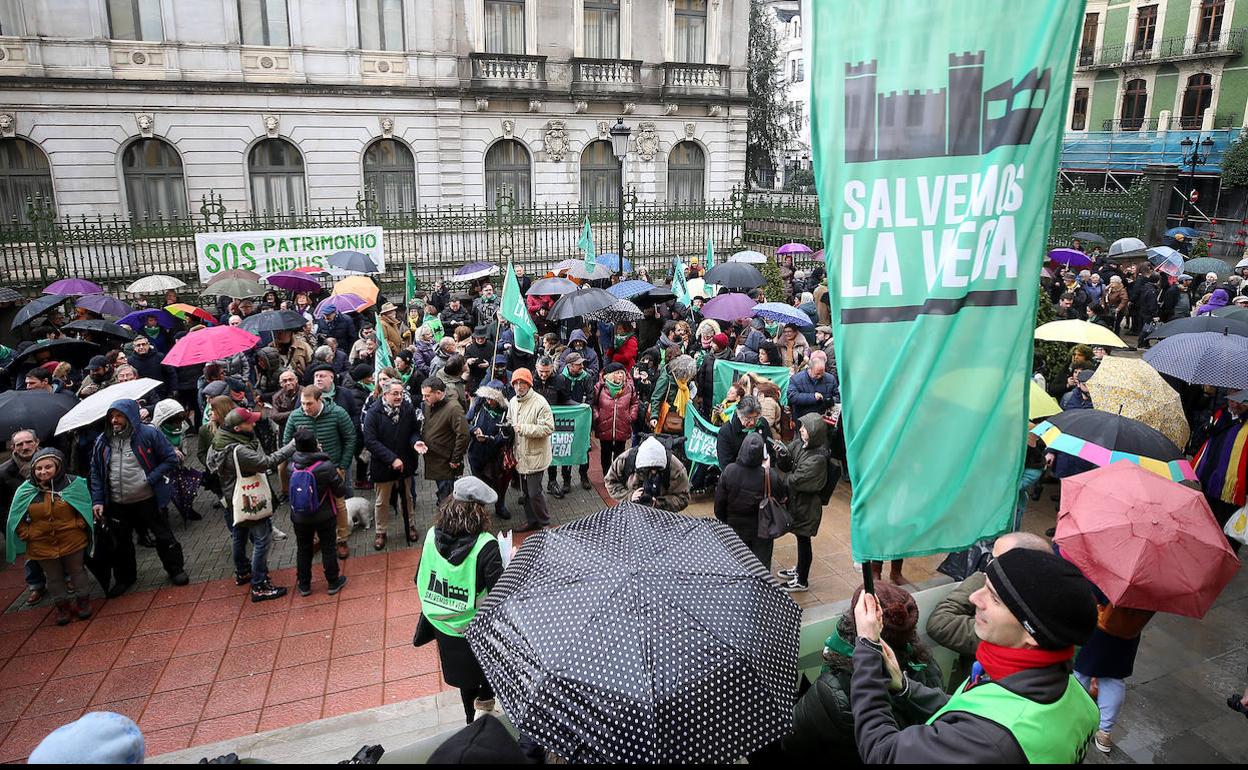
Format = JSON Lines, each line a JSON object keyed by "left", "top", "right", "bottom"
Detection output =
{"left": 345, "top": 496, "right": 373, "bottom": 530}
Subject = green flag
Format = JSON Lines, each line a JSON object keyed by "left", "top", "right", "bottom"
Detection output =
{"left": 683, "top": 407, "right": 720, "bottom": 468}
{"left": 500, "top": 260, "right": 537, "bottom": 354}
{"left": 810, "top": 1, "right": 1080, "bottom": 560}
{"left": 550, "top": 404, "right": 593, "bottom": 466}
{"left": 374, "top": 317, "right": 393, "bottom": 377}
{"left": 705, "top": 236, "right": 717, "bottom": 296}
{"left": 577, "top": 217, "right": 598, "bottom": 276}
{"left": 712, "top": 359, "right": 791, "bottom": 406}
{"left": 672, "top": 257, "right": 691, "bottom": 307}
{"left": 405, "top": 264, "right": 417, "bottom": 307}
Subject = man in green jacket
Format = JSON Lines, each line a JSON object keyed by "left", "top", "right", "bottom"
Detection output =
{"left": 282, "top": 385, "right": 357, "bottom": 559}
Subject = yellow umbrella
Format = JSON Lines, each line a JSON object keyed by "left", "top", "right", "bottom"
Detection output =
{"left": 1035, "top": 320, "right": 1128, "bottom": 348}
{"left": 332, "top": 276, "right": 380, "bottom": 307}
{"left": 1087, "top": 355, "right": 1190, "bottom": 449}
{"left": 1029, "top": 380, "right": 1061, "bottom": 420}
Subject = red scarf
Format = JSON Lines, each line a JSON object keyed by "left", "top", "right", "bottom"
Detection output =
{"left": 974, "top": 641, "right": 1074, "bottom": 682}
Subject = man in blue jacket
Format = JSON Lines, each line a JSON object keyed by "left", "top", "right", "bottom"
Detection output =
{"left": 89, "top": 399, "right": 188, "bottom": 596}
{"left": 787, "top": 351, "right": 839, "bottom": 422}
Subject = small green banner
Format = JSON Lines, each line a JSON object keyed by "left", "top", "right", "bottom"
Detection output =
{"left": 683, "top": 407, "right": 720, "bottom": 467}
{"left": 712, "top": 360, "right": 792, "bottom": 406}
{"left": 550, "top": 404, "right": 593, "bottom": 467}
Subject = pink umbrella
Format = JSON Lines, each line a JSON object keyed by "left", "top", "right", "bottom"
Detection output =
{"left": 163, "top": 326, "right": 260, "bottom": 367}
{"left": 1056, "top": 461, "right": 1240, "bottom": 618}
{"left": 265, "top": 270, "right": 323, "bottom": 294}
{"left": 776, "top": 242, "right": 813, "bottom": 256}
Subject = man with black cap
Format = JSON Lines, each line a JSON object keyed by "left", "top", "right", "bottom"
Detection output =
{"left": 78, "top": 355, "right": 115, "bottom": 398}
{"left": 851, "top": 549, "right": 1099, "bottom": 763}
{"left": 464, "top": 326, "right": 494, "bottom": 393}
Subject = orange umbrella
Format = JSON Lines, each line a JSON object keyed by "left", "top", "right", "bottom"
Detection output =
{"left": 332, "top": 276, "right": 379, "bottom": 308}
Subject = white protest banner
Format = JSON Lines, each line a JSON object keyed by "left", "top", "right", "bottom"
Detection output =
{"left": 194, "top": 226, "right": 385, "bottom": 283}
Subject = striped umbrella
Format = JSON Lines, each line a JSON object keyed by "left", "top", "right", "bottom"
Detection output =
{"left": 1031, "top": 412, "right": 1195, "bottom": 483}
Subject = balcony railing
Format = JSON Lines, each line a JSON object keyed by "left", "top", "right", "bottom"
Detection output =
{"left": 469, "top": 52, "right": 547, "bottom": 89}
{"left": 1077, "top": 27, "right": 1245, "bottom": 69}
{"left": 1099, "top": 114, "right": 1238, "bottom": 132}
{"left": 571, "top": 58, "right": 642, "bottom": 94}
{"left": 661, "top": 62, "right": 730, "bottom": 97}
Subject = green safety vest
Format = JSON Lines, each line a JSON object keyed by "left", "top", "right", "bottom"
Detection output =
{"left": 416, "top": 528, "right": 495, "bottom": 638}
{"left": 927, "top": 675, "right": 1099, "bottom": 764}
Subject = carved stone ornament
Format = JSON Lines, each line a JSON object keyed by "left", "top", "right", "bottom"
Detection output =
{"left": 622, "top": 102, "right": 636, "bottom": 115}
{"left": 663, "top": 103, "right": 679, "bottom": 116}
{"left": 708, "top": 104, "right": 724, "bottom": 117}
{"left": 597, "top": 120, "right": 610, "bottom": 139}
{"left": 635, "top": 121, "right": 660, "bottom": 162}
{"left": 262, "top": 114, "right": 280, "bottom": 137}
{"left": 528, "top": 99, "right": 543, "bottom": 113}
{"left": 544, "top": 120, "right": 569, "bottom": 161}
{"left": 684, "top": 121, "right": 696, "bottom": 138}
{"left": 0, "top": 113, "right": 14, "bottom": 138}
{"left": 475, "top": 97, "right": 489, "bottom": 112}
{"left": 502, "top": 119, "right": 515, "bottom": 138}
{"left": 379, "top": 116, "right": 395, "bottom": 137}
{"left": 135, "top": 113, "right": 155, "bottom": 137}
{"left": 573, "top": 100, "right": 588, "bottom": 114}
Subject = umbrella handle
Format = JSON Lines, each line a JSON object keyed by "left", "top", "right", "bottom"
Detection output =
{"left": 861, "top": 562, "right": 874, "bottom": 595}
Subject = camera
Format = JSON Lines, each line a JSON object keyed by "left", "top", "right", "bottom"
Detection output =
{"left": 639, "top": 470, "right": 663, "bottom": 505}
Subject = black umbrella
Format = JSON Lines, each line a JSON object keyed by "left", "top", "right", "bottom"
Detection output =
{"left": 1212, "top": 305, "right": 1248, "bottom": 324}
{"left": 1143, "top": 314, "right": 1248, "bottom": 344}
{"left": 62, "top": 319, "right": 137, "bottom": 342}
{"left": 704, "top": 262, "right": 765, "bottom": 291}
{"left": 9, "top": 338, "right": 101, "bottom": 369}
{"left": 0, "top": 390, "right": 79, "bottom": 443}
{"left": 1072, "top": 231, "right": 1107, "bottom": 246}
{"left": 631, "top": 284, "right": 677, "bottom": 309}
{"left": 1043, "top": 409, "right": 1185, "bottom": 461}
{"left": 10, "top": 294, "right": 66, "bottom": 330}
{"left": 240, "top": 309, "right": 308, "bottom": 333}
{"left": 550, "top": 286, "right": 616, "bottom": 321}
{"left": 1143, "top": 331, "right": 1248, "bottom": 390}
{"left": 328, "top": 250, "right": 379, "bottom": 274}
{"left": 466, "top": 503, "right": 800, "bottom": 764}
{"left": 0, "top": 288, "right": 22, "bottom": 303}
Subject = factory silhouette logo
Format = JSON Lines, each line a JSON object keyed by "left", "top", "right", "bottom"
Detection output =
{"left": 844, "top": 51, "right": 1050, "bottom": 163}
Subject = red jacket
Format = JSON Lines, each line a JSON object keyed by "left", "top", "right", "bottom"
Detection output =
{"left": 608, "top": 335, "right": 638, "bottom": 370}
{"left": 592, "top": 375, "right": 640, "bottom": 442}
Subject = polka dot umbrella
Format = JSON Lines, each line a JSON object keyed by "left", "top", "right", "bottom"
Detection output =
{"left": 586, "top": 297, "right": 643, "bottom": 323}
{"left": 465, "top": 503, "right": 801, "bottom": 764}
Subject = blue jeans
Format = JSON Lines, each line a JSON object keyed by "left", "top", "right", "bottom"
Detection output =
{"left": 232, "top": 517, "right": 273, "bottom": 587}
{"left": 1075, "top": 672, "right": 1126, "bottom": 732}
{"left": 25, "top": 560, "right": 46, "bottom": 590}
{"left": 435, "top": 479, "right": 454, "bottom": 504}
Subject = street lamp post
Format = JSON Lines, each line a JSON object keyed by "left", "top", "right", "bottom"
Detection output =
{"left": 609, "top": 118, "right": 632, "bottom": 277}
{"left": 1179, "top": 135, "right": 1215, "bottom": 226}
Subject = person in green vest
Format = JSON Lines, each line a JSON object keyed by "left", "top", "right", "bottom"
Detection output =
{"left": 851, "top": 548, "right": 1100, "bottom": 764}
{"left": 414, "top": 476, "right": 504, "bottom": 725}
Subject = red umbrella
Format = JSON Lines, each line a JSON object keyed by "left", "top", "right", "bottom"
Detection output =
{"left": 163, "top": 326, "right": 260, "bottom": 367}
{"left": 1056, "top": 461, "right": 1240, "bottom": 618}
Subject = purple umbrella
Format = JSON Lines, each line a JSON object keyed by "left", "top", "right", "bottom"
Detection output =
{"left": 315, "top": 292, "right": 368, "bottom": 316}
{"left": 701, "top": 292, "right": 758, "bottom": 322}
{"left": 453, "top": 261, "right": 498, "bottom": 282}
{"left": 43, "top": 278, "right": 103, "bottom": 296}
{"left": 76, "top": 293, "right": 134, "bottom": 318}
{"left": 1047, "top": 248, "right": 1093, "bottom": 269}
{"left": 117, "top": 308, "right": 177, "bottom": 330}
{"left": 265, "top": 270, "right": 323, "bottom": 294}
{"left": 776, "top": 242, "right": 813, "bottom": 256}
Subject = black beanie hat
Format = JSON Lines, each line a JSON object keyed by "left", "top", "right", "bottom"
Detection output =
{"left": 293, "top": 426, "right": 319, "bottom": 453}
{"left": 427, "top": 714, "right": 528, "bottom": 764}
{"left": 986, "top": 549, "right": 1097, "bottom": 650}
{"left": 604, "top": 362, "right": 625, "bottom": 375}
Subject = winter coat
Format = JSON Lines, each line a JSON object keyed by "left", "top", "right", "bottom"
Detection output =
{"left": 532, "top": 371, "right": 569, "bottom": 407}
{"left": 603, "top": 447, "right": 691, "bottom": 511}
{"left": 318, "top": 313, "right": 357, "bottom": 348}
{"left": 466, "top": 398, "right": 510, "bottom": 478}
{"left": 8, "top": 451, "right": 93, "bottom": 563}
{"left": 286, "top": 449, "right": 348, "bottom": 525}
{"left": 788, "top": 369, "right": 840, "bottom": 421}
{"left": 608, "top": 334, "right": 638, "bottom": 370}
{"left": 88, "top": 399, "right": 179, "bottom": 509}
{"left": 439, "top": 304, "right": 473, "bottom": 331}
{"left": 592, "top": 376, "right": 639, "bottom": 442}
{"left": 716, "top": 411, "right": 772, "bottom": 469}
{"left": 734, "top": 328, "right": 766, "bottom": 363}
{"left": 363, "top": 399, "right": 422, "bottom": 483}
{"left": 507, "top": 389, "right": 554, "bottom": 475}
{"left": 420, "top": 396, "right": 468, "bottom": 481}
{"left": 695, "top": 348, "right": 730, "bottom": 416}
{"left": 280, "top": 398, "right": 357, "bottom": 471}
{"left": 715, "top": 433, "right": 786, "bottom": 532}
{"left": 786, "top": 413, "right": 829, "bottom": 538}
{"left": 925, "top": 571, "right": 984, "bottom": 688}
{"left": 1104, "top": 282, "right": 1129, "bottom": 313}
{"left": 559, "top": 330, "right": 601, "bottom": 382}
{"left": 379, "top": 315, "right": 404, "bottom": 357}
{"left": 779, "top": 333, "right": 810, "bottom": 370}
{"left": 441, "top": 373, "right": 470, "bottom": 412}
{"left": 205, "top": 425, "right": 296, "bottom": 513}
{"left": 464, "top": 340, "right": 493, "bottom": 392}
{"left": 129, "top": 348, "right": 169, "bottom": 395}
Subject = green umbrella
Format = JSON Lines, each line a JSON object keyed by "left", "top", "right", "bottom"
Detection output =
{"left": 202, "top": 278, "right": 265, "bottom": 299}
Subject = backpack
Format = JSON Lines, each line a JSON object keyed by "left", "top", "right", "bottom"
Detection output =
{"left": 288, "top": 461, "right": 325, "bottom": 519}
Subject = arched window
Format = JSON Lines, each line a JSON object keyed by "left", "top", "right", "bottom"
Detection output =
{"left": 484, "top": 139, "right": 531, "bottom": 208}
{"left": 580, "top": 140, "right": 621, "bottom": 208}
{"left": 1180, "top": 73, "right": 1213, "bottom": 130}
{"left": 1120, "top": 79, "right": 1148, "bottom": 131}
{"left": 122, "top": 138, "right": 186, "bottom": 220}
{"left": 249, "top": 138, "right": 306, "bottom": 215}
{"left": 668, "top": 141, "right": 705, "bottom": 205}
{"left": 0, "top": 138, "right": 54, "bottom": 224}
{"left": 363, "top": 139, "right": 416, "bottom": 213}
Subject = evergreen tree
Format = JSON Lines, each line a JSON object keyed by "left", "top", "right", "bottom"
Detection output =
{"left": 747, "top": 0, "right": 797, "bottom": 186}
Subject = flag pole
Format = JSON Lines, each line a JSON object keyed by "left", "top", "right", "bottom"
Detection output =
{"left": 862, "top": 563, "right": 875, "bottom": 595}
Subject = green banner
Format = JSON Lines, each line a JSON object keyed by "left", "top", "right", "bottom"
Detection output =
{"left": 811, "top": 2, "right": 1081, "bottom": 559}
{"left": 683, "top": 407, "right": 720, "bottom": 467}
{"left": 712, "top": 360, "right": 792, "bottom": 407}
{"left": 550, "top": 404, "right": 592, "bottom": 467}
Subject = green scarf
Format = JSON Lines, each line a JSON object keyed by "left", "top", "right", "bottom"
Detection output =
{"left": 563, "top": 366, "right": 589, "bottom": 384}
{"left": 144, "top": 325, "right": 161, "bottom": 338}
{"left": 6, "top": 476, "right": 95, "bottom": 563}
{"left": 613, "top": 334, "right": 632, "bottom": 348}
{"left": 604, "top": 378, "right": 624, "bottom": 398}
{"left": 161, "top": 425, "right": 183, "bottom": 447}
{"left": 823, "top": 625, "right": 856, "bottom": 659}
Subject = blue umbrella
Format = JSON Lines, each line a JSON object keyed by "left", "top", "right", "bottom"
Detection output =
{"left": 752, "top": 302, "right": 813, "bottom": 328}
{"left": 1142, "top": 331, "right": 1248, "bottom": 390}
{"left": 597, "top": 253, "right": 632, "bottom": 272}
{"left": 117, "top": 308, "right": 177, "bottom": 330}
{"left": 327, "top": 250, "right": 379, "bottom": 274}
{"left": 607, "top": 279, "right": 656, "bottom": 299}
{"left": 1165, "top": 226, "right": 1200, "bottom": 239}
